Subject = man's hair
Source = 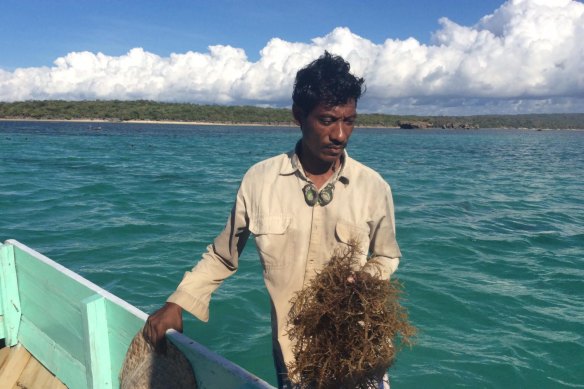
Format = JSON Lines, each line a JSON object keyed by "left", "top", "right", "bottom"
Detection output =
{"left": 292, "top": 51, "right": 365, "bottom": 115}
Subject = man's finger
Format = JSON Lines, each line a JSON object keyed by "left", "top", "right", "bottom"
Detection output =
{"left": 142, "top": 323, "right": 151, "bottom": 344}
{"left": 142, "top": 320, "right": 160, "bottom": 350}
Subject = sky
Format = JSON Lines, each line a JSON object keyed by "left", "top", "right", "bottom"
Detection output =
{"left": 1, "top": 0, "right": 583, "bottom": 115}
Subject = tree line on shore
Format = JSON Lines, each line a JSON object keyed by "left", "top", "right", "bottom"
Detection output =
{"left": 1, "top": 100, "right": 583, "bottom": 129}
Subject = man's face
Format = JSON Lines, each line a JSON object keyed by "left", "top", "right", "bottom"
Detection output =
{"left": 294, "top": 99, "right": 357, "bottom": 165}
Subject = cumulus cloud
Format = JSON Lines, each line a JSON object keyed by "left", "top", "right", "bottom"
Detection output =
{"left": 1, "top": 0, "right": 583, "bottom": 115}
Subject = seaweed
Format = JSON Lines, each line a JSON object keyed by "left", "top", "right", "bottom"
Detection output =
{"left": 287, "top": 240, "right": 416, "bottom": 388}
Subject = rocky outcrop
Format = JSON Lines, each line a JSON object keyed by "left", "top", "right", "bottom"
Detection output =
{"left": 441, "top": 122, "right": 479, "bottom": 129}
{"left": 398, "top": 120, "right": 433, "bottom": 129}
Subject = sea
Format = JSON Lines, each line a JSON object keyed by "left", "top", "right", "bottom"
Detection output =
{"left": 1, "top": 120, "right": 583, "bottom": 388}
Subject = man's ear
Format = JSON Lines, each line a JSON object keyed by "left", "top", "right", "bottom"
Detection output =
{"left": 292, "top": 104, "right": 304, "bottom": 126}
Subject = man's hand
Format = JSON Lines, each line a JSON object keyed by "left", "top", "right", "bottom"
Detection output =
{"left": 347, "top": 271, "right": 356, "bottom": 284}
{"left": 142, "top": 302, "right": 183, "bottom": 354}
{"left": 347, "top": 271, "right": 374, "bottom": 284}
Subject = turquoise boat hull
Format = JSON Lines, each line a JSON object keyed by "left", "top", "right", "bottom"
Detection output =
{"left": 0, "top": 239, "right": 274, "bottom": 388}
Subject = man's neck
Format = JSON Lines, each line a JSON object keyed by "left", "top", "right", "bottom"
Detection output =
{"left": 298, "top": 145, "right": 341, "bottom": 189}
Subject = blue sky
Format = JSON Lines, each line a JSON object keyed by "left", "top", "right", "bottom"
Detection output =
{"left": 0, "top": 0, "right": 505, "bottom": 69}
{"left": 1, "top": 0, "right": 583, "bottom": 115}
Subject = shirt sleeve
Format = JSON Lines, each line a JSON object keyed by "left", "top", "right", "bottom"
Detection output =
{"left": 361, "top": 182, "right": 401, "bottom": 280}
{"left": 167, "top": 184, "right": 250, "bottom": 322}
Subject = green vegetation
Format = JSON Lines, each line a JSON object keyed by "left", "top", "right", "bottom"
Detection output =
{"left": 0, "top": 100, "right": 293, "bottom": 124}
{"left": 1, "top": 100, "right": 583, "bottom": 129}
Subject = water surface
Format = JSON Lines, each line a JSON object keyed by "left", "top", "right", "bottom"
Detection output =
{"left": 1, "top": 121, "right": 583, "bottom": 387}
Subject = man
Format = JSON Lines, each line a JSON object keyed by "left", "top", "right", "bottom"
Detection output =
{"left": 143, "top": 51, "right": 401, "bottom": 388}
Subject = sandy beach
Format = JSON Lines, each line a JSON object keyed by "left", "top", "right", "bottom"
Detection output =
{"left": 0, "top": 117, "right": 298, "bottom": 127}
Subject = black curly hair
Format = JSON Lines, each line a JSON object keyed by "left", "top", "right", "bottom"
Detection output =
{"left": 292, "top": 51, "right": 365, "bottom": 116}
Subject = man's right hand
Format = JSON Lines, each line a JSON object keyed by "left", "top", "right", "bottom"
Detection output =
{"left": 142, "top": 302, "right": 183, "bottom": 354}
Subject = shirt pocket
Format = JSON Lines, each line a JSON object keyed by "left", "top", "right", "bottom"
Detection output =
{"left": 249, "top": 215, "right": 291, "bottom": 270}
{"left": 335, "top": 219, "right": 370, "bottom": 265}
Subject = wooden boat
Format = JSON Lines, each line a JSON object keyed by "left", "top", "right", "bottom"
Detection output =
{"left": 0, "top": 239, "right": 274, "bottom": 388}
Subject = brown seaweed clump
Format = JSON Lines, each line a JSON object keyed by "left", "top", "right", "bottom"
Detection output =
{"left": 287, "top": 241, "right": 416, "bottom": 389}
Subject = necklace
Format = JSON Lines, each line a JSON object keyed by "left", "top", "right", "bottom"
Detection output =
{"left": 303, "top": 182, "right": 335, "bottom": 206}
{"left": 302, "top": 160, "right": 340, "bottom": 207}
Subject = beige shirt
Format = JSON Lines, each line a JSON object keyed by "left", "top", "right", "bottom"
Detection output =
{"left": 168, "top": 146, "right": 401, "bottom": 370}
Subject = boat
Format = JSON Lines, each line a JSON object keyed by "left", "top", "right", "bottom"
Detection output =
{"left": 0, "top": 239, "right": 275, "bottom": 388}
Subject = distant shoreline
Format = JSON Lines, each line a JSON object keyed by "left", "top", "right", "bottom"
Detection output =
{"left": 0, "top": 117, "right": 296, "bottom": 127}
{"left": 3, "top": 117, "right": 584, "bottom": 131}
{"left": 0, "top": 117, "right": 403, "bottom": 129}
{"left": 2, "top": 101, "right": 583, "bottom": 129}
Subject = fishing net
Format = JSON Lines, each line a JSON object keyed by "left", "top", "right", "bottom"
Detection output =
{"left": 287, "top": 241, "right": 416, "bottom": 389}
{"left": 120, "top": 331, "right": 197, "bottom": 389}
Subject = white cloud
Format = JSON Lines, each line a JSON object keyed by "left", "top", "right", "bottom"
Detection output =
{"left": 1, "top": 0, "right": 583, "bottom": 115}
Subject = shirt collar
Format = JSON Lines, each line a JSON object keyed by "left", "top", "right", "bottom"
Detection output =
{"left": 281, "top": 140, "right": 350, "bottom": 185}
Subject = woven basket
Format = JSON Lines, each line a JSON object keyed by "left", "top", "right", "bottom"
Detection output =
{"left": 120, "top": 331, "right": 197, "bottom": 389}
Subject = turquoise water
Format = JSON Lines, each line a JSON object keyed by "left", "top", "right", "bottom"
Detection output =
{"left": 1, "top": 121, "right": 583, "bottom": 388}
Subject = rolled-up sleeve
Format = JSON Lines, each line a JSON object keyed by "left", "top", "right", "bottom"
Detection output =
{"left": 167, "top": 184, "right": 250, "bottom": 322}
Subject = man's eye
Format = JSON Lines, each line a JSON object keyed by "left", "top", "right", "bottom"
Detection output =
{"left": 320, "top": 118, "right": 334, "bottom": 125}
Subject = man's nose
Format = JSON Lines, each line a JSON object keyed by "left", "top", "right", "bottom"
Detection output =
{"left": 330, "top": 121, "right": 348, "bottom": 144}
